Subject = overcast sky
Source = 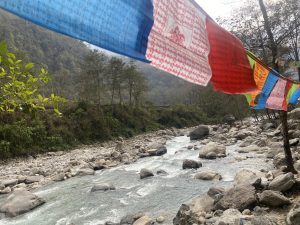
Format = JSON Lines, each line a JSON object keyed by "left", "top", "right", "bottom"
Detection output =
{"left": 196, "top": 0, "right": 243, "bottom": 19}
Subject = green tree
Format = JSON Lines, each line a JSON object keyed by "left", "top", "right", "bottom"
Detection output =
{"left": 0, "top": 41, "right": 64, "bottom": 115}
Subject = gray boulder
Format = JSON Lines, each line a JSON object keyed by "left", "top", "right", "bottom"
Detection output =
{"left": 189, "top": 125, "right": 209, "bottom": 140}
{"left": 269, "top": 172, "right": 295, "bottom": 192}
{"left": 0, "top": 190, "right": 45, "bottom": 217}
{"left": 199, "top": 142, "right": 226, "bottom": 159}
{"left": 258, "top": 190, "right": 292, "bottom": 207}
{"left": 234, "top": 169, "right": 262, "bottom": 187}
{"left": 140, "top": 169, "right": 154, "bottom": 179}
{"left": 2, "top": 179, "right": 18, "bottom": 187}
{"left": 214, "top": 184, "right": 257, "bottom": 211}
{"left": 173, "top": 195, "right": 214, "bottom": 225}
{"left": 91, "top": 183, "right": 116, "bottom": 192}
{"left": 182, "top": 160, "right": 202, "bottom": 170}
{"left": 287, "top": 203, "right": 300, "bottom": 225}
{"left": 147, "top": 146, "right": 167, "bottom": 156}
{"left": 194, "top": 170, "right": 222, "bottom": 181}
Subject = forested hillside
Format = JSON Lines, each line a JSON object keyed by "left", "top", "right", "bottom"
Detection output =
{"left": 0, "top": 9, "right": 195, "bottom": 104}
{"left": 0, "top": 9, "right": 249, "bottom": 159}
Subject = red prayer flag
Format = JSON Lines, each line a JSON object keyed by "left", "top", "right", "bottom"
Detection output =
{"left": 206, "top": 19, "right": 257, "bottom": 94}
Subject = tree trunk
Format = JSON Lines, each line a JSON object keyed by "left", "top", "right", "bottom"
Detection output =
{"left": 258, "top": 0, "right": 296, "bottom": 173}
{"left": 279, "top": 111, "right": 297, "bottom": 173}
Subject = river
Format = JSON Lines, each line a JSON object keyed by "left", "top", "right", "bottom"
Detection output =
{"left": 0, "top": 135, "right": 272, "bottom": 225}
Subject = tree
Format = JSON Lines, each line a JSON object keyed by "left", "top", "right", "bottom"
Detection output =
{"left": 0, "top": 41, "right": 64, "bottom": 115}
{"left": 78, "top": 50, "right": 107, "bottom": 107}
{"left": 108, "top": 57, "right": 125, "bottom": 106}
{"left": 258, "top": 0, "right": 297, "bottom": 173}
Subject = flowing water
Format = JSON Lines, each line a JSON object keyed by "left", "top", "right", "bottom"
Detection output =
{"left": 0, "top": 136, "right": 272, "bottom": 225}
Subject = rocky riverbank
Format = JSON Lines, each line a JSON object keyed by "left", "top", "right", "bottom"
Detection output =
{"left": 0, "top": 127, "right": 188, "bottom": 194}
{"left": 1, "top": 109, "right": 300, "bottom": 224}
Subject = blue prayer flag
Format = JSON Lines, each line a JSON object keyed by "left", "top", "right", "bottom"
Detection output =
{"left": 0, "top": 0, "right": 154, "bottom": 62}
{"left": 289, "top": 88, "right": 300, "bottom": 104}
{"left": 255, "top": 72, "right": 279, "bottom": 109}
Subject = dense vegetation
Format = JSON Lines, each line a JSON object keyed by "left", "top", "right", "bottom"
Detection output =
{"left": 0, "top": 9, "right": 250, "bottom": 160}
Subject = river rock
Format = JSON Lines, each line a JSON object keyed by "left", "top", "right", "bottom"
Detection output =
{"left": 173, "top": 195, "right": 214, "bottom": 225}
{"left": 147, "top": 146, "right": 167, "bottom": 156}
{"left": 120, "top": 212, "right": 145, "bottom": 225}
{"left": 75, "top": 168, "right": 95, "bottom": 176}
{"left": 234, "top": 169, "right": 261, "bottom": 187}
{"left": 287, "top": 203, "right": 300, "bottom": 225}
{"left": 289, "top": 108, "right": 300, "bottom": 120}
{"left": 269, "top": 172, "right": 295, "bottom": 192}
{"left": 132, "top": 216, "right": 152, "bottom": 225}
{"left": 182, "top": 160, "right": 202, "bottom": 169}
{"left": 189, "top": 125, "right": 209, "bottom": 140}
{"left": 0, "top": 190, "right": 45, "bottom": 217}
{"left": 156, "top": 216, "right": 165, "bottom": 223}
{"left": 214, "top": 184, "right": 257, "bottom": 211}
{"left": 52, "top": 173, "right": 66, "bottom": 182}
{"left": 258, "top": 190, "right": 291, "bottom": 207}
{"left": 214, "top": 208, "right": 242, "bottom": 225}
{"left": 156, "top": 170, "right": 168, "bottom": 176}
{"left": 93, "top": 159, "right": 106, "bottom": 170}
{"left": 91, "top": 183, "right": 115, "bottom": 192}
{"left": 199, "top": 142, "right": 226, "bottom": 159}
{"left": 207, "top": 187, "right": 225, "bottom": 201}
{"left": 290, "top": 138, "right": 300, "bottom": 147}
{"left": 140, "top": 169, "right": 154, "bottom": 179}
{"left": 24, "top": 175, "right": 43, "bottom": 184}
{"left": 2, "top": 179, "right": 18, "bottom": 187}
{"left": 273, "top": 153, "right": 287, "bottom": 169}
{"left": 194, "top": 170, "right": 222, "bottom": 181}
{"left": 0, "top": 187, "right": 11, "bottom": 194}
{"left": 223, "top": 114, "right": 236, "bottom": 125}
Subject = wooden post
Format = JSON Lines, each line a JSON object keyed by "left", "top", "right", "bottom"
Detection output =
{"left": 279, "top": 111, "right": 297, "bottom": 174}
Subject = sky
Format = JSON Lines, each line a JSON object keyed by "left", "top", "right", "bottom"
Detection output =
{"left": 195, "top": 0, "right": 243, "bottom": 19}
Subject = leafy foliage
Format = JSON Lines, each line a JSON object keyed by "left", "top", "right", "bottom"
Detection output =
{"left": 0, "top": 41, "right": 65, "bottom": 114}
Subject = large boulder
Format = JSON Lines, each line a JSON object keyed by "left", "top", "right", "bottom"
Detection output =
{"left": 287, "top": 203, "right": 300, "bottom": 225}
{"left": 182, "top": 160, "right": 202, "bottom": 170}
{"left": 189, "top": 125, "right": 209, "bottom": 140}
{"left": 173, "top": 195, "right": 214, "bottom": 225}
{"left": 258, "top": 190, "right": 292, "bottom": 207}
{"left": 0, "top": 190, "right": 45, "bottom": 217}
{"left": 91, "top": 183, "right": 116, "bottom": 192}
{"left": 199, "top": 142, "right": 226, "bottom": 159}
{"left": 234, "top": 169, "right": 262, "bottom": 187}
{"left": 194, "top": 170, "right": 222, "bottom": 181}
{"left": 214, "top": 184, "right": 257, "bottom": 211}
{"left": 140, "top": 169, "right": 154, "bottom": 179}
{"left": 269, "top": 172, "right": 295, "bottom": 192}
